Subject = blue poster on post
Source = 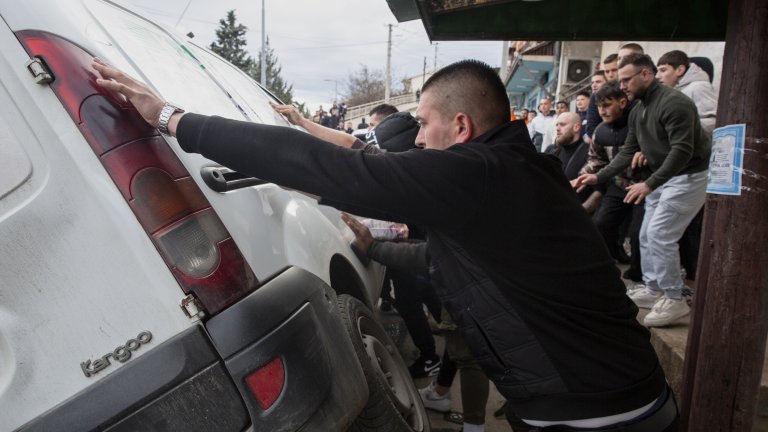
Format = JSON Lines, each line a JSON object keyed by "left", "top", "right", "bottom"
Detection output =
{"left": 707, "top": 124, "right": 746, "bottom": 195}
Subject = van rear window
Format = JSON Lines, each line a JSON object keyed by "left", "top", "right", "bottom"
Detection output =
{"left": 86, "top": 1, "right": 245, "bottom": 120}
{"left": 186, "top": 43, "right": 292, "bottom": 128}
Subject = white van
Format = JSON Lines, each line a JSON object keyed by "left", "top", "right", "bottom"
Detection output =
{"left": 0, "top": 1, "right": 428, "bottom": 431}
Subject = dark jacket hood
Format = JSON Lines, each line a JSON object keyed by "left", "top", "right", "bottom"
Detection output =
{"left": 369, "top": 112, "right": 419, "bottom": 153}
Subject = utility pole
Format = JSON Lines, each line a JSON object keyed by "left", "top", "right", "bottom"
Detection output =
{"left": 422, "top": 56, "right": 426, "bottom": 89}
{"left": 384, "top": 24, "right": 392, "bottom": 103}
{"left": 501, "top": 40, "right": 509, "bottom": 73}
{"left": 680, "top": 0, "right": 768, "bottom": 429}
{"left": 433, "top": 42, "right": 438, "bottom": 71}
{"left": 260, "top": 0, "right": 266, "bottom": 87}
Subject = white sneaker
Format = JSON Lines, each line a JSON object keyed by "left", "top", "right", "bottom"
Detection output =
{"left": 418, "top": 382, "right": 451, "bottom": 412}
{"left": 643, "top": 297, "right": 690, "bottom": 327}
{"left": 626, "top": 282, "right": 645, "bottom": 294}
{"left": 627, "top": 287, "right": 662, "bottom": 309}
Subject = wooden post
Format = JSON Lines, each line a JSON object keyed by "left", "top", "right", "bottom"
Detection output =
{"left": 681, "top": 0, "right": 768, "bottom": 430}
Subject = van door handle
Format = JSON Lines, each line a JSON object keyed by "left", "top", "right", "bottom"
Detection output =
{"left": 200, "top": 166, "right": 267, "bottom": 192}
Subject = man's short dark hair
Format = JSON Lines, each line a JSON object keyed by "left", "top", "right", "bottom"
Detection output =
{"left": 657, "top": 50, "right": 690, "bottom": 71}
{"left": 556, "top": 100, "right": 568, "bottom": 108}
{"left": 620, "top": 43, "right": 645, "bottom": 54}
{"left": 595, "top": 81, "right": 627, "bottom": 104}
{"left": 603, "top": 53, "right": 618, "bottom": 64}
{"left": 422, "top": 59, "right": 510, "bottom": 129}
{"left": 369, "top": 104, "right": 398, "bottom": 117}
{"left": 619, "top": 53, "right": 655, "bottom": 71}
{"left": 576, "top": 90, "right": 591, "bottom": 98}
{"left": 593, "top": 70, "right": 606, "bottom": 79}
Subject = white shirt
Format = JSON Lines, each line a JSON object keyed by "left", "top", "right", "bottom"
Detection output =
{"left": 528, "top": 112, "right": 555, "bottom": 150}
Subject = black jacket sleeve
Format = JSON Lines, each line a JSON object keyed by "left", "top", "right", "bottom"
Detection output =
{"left": 367, "top": 240, "right": 429, "bottom": 276}
{"left": 176, "top": 114, "right": 486, "bottom": 228}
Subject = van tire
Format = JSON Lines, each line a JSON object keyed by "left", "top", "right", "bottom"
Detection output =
{"left": 337, "top": 294, "right": 430, "bottom": 432}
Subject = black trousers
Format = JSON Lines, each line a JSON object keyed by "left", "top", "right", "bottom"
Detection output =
{"left": 389, "top": 269, "right": 440, "bottom": 358}
{"left": 593, "top": 183, "right": 644, "bottom": 281}
{"left": 678, "top": 207, "right": 704, "bottom": 280}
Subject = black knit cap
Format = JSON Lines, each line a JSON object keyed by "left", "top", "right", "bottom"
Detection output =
{"left": 368, "top": 112, "right": 419, "bottom": 153}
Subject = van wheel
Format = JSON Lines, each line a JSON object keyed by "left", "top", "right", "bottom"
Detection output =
{"left": 337, "top": 294, "right": 430, "bottom": 432}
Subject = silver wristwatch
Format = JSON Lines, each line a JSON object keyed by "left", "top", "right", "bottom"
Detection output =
{"left": 157, "top": 102, "right": 185, "bottom": 135}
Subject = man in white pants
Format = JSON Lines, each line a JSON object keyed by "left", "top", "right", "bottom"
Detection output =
{"left": 575, "top": 53, "right": 712, "bottom": 327}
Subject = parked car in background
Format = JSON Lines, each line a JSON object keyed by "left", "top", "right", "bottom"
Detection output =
{"left": 0, "top": 0, "right": 428, "bottom": 430}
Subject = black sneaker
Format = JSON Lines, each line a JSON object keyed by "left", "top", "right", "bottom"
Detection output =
{"left": 409, "top": 355, "right": 441, "bottom": 378}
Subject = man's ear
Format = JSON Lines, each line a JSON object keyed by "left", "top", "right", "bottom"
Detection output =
{"left": 676, "top": 64, "right": 687, "bottom": 79}
{"left": 619, "top": 97, "right": 629, "bottom": 109}
{"left": 454, "top": 112, "right": 474, "bottom": 143}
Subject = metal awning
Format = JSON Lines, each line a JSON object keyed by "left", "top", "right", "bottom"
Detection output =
{"left": 386, "top": 0, "right": 728, "bottom": 41}
{"left": 505, "top": 57, "right": 552, "bottom": 103}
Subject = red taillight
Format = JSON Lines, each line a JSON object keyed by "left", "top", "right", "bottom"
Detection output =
{"left": 18, "top": 30, "right": 259, "bottom": 315}
{"left": 245, "top": 357, "right": 285, "bottom": 411}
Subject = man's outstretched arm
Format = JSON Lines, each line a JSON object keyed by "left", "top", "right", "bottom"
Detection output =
{"left": 270, "top": 102, "right": 358, "bottom": 149}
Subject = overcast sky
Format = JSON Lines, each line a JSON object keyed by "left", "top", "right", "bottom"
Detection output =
{"left": 124, "top": 0, "right": 504, "bottom": 112}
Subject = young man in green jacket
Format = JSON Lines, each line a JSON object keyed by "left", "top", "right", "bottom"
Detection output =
{"left": 575, "top": 53, "right": 712, "bottom": 327}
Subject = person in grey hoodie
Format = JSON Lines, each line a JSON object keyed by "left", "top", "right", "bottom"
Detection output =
{"left": 656, "top": 50, "right": 718, "bottom": 134}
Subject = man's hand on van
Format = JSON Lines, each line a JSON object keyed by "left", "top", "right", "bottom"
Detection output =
{"left": 92, "top": 58, "right": 181, "bottom": 135}
{"left": 341, "top": 212, "right": 374, "bottom": 255}
{"left": 270, "top": 102, "right": 306, "bottom": 126}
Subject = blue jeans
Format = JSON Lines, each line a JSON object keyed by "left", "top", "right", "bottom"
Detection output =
{"left": 640, "top": 170, "right": 708, "bottom": 299}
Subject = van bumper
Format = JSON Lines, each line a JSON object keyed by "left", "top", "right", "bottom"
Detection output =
{"left": 207, "top": 266, "right": 369, "bottom": 431}
{"left": 19, "top": 267, "right": 367, "bottom": 432}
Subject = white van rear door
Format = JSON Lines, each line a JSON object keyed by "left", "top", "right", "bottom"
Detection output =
{"left": 0, "top": 14, "right": 192, "bottom": 431}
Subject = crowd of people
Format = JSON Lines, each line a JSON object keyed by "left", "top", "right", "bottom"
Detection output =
{"left": 91, "top": 41, "right": 710, "bottom": 430}
{"left": 503, "top": 44, "right": 714, "bottom": 328}
{"left": 526, "top": 43, "right": 715, "bottom": 330}
{"left": 309, "top": 100, "right": 360, "bottom": 133}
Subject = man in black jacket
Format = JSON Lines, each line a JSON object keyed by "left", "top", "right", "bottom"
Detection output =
{"left": 583, "top": 68, "right": 608, "bottom": 144}
{"left": 546, "top": 112, "right": 591, "bottom": 204}
{"left": 93, "top": 58, "right": 677, "bottom": 432}
{"left": 579, "top": 82, "right": 646, "bottom": 279}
